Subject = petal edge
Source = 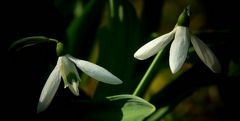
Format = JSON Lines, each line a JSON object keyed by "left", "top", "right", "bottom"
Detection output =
{"left": 37, "top": 58, "right": 62, "bottom": 113}
{"left": 134, "top": 29, "right": 176, "bottom": 60}
{"left": 68, "top": 55, "right": 122, "bottom": 85}
{"left": 191, "top": 35, "right": 221, "bottom": 73}
{"left": 169, "top": 26, "right": 190, "bottom": 73}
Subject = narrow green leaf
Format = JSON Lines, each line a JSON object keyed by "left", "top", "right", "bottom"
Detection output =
{"left": 8, "top": 36, "right": 57, "bottom": 52}
{"left": 66, "top": 0, "right": 106, "bottom": 58}
{"left": 95, "top": 0, "right": 142, "bottom": 98}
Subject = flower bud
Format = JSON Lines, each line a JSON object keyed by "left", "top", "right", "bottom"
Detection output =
{"left": 56, "top": 42, "right": 65, "bottom": 56}
{"left": 177, "top": 6, "right": 190, "bottom": 27}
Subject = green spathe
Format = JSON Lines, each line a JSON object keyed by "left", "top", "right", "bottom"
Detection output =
{"left": 177, "top": 6, "right": 190, "bottom": 27}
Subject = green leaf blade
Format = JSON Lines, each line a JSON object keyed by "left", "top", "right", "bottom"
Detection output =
{"left": 106, "top": 94, "right": 156, "bottom": 121}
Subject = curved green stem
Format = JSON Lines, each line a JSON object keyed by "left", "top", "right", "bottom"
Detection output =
{"left": 133, "top": 49, "right": 165, "bottom": 96}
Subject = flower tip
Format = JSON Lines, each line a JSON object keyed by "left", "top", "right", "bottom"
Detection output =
{"left": 71, "top": 82, "right": 80, "bottom": 96}
{"left": 169, "top": 61, "right": 182, "bottom": 74}
{"left": 106, "top": 77, "right": 123, "bottom": 85}
{"left": 75, "top": 92, "right": 80, "bottom": 96}
{"left": 169, "top": 59, "right": 183, "bottom": 74}
{"left": 211, "top": 63, "right": 222, "bottom": 74}
{"left": 114, "top": 78, "right": 123, "bottom": 85}
{"left": 134, "top": 51, "right": 147, "bottom": 60}
{"left": 170, "top": 68, "right": 178, "bottom": 74}
{"left": 37, "top": 102, "right": 46, "bottom": 114}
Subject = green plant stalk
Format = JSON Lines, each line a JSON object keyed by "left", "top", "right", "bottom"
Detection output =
{"left": 146, "top": 106, "right": 171, "bottom": 121}
{"left": 133, "top": 49, "right": 165, "bottom": 96}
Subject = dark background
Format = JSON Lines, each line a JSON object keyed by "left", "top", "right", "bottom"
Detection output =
{"left": 3, "top": 0, "right": 240, "bottom": 120}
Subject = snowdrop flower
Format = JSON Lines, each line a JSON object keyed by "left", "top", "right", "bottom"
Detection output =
{"left": 37, "top": 42, "right": 122, "bottom": 113}
{"left": 134, "top": 7, "right": 221, "bottom": 74}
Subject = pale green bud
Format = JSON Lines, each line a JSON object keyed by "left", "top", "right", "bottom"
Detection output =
{"left": 177, "top": 6, "right": 191, "bottom": 27}
{"left": 56, "top": 42, "right": 65, "bottom": 56}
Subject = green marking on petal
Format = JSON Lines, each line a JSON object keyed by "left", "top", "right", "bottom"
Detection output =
{"left": 67, "top": 72, "right": 79, "bottom": 84}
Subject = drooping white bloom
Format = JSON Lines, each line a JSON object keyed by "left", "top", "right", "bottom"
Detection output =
{"left": 37, "top": 54, "right": 122, "bottom": 113}
{"left": 134, "top": 26, "right": 221, "bottom": 74}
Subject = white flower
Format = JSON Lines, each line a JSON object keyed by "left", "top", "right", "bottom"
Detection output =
{"left": 37, "top": 54, "right": 122, "bottom": 113}
{"left": 134, "top": 26, "right": 221, "bottom": 74}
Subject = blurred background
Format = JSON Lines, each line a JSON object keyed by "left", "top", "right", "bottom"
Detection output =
{"left": 3, "top": 0, "right": 240, "bottom": 120}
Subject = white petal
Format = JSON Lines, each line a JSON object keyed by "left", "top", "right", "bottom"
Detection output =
{"left": 67, "top": 81, "right": 79, "bottom": 96}
{"left": 67, "top": 55, "right": 122, "bottom": 85}
{"left": 134, "top": 29, "right": 176, "bottom": 60}
{"left": 37, "top": 58, "right": 62, "bottom": 113}
{"left": 60, "top": 56, "right": 80, "bottom": 96}
{"left": 191, "top": 35, "right": 221, "bottom": 73}
{"left": 169, "top": 26, "right": 190, "bottom": 73}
